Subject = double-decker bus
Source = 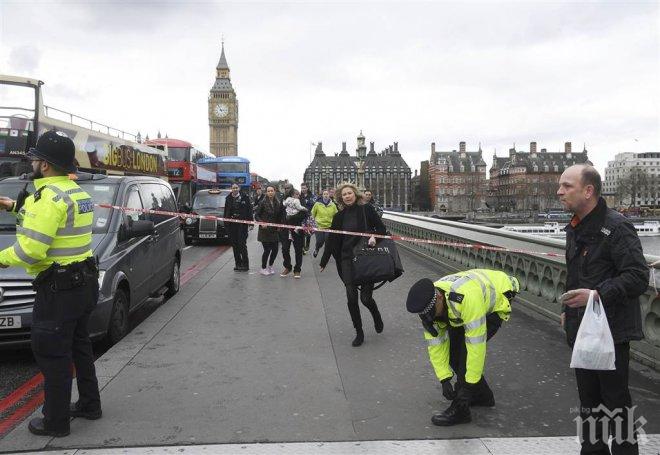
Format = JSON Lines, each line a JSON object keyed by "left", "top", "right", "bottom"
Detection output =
{"left": 197, "top": 156, "right": 251, "bottom": 189}
{"left": 144, "top": 138, "right": 216, "bottom": 206}
{"left": 0, "top": 74, "right": 167, "bottom": 178}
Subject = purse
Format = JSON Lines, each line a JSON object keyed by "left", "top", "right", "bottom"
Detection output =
{"left": 351, "top": 206, "right": 404, "bottom": 289}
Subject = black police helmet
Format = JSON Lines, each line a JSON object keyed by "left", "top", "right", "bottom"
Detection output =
{"left": 406, "top": 278, "right": 437, "bottom": 314}
{"left": 27, "top": 130, "right": 77, "bottom": 173}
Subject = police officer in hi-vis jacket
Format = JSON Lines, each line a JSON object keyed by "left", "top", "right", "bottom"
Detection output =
{"left": 406, "top": 269, "right": 519, "bottom": 426}
{"left": 0, "top": 131, "right": 101, "bottom": 437}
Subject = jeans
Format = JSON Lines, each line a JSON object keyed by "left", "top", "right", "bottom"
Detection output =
{"left": 261, "top": 241, "right": 279, "bottom": 268}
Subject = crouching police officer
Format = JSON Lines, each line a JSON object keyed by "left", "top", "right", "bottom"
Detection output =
{"left": 0, "top": 131, "right": 101, "bottom": 437}
{"left": 406, "top": 269, "right": 519, "bottom": 426}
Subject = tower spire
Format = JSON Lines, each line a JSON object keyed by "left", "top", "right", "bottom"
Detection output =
{"left": 217, "top": 39, "right": 229, "bottom": 71}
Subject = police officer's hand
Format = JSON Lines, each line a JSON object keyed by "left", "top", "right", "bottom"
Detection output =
{"left": 0, "top": 197, "right": 15, "bottom": 211}
{"left": 441, "top": 379, "right": 456, "bottom": 401}
{"left": 564, "top": 288, "right": 597, "bottom": 308}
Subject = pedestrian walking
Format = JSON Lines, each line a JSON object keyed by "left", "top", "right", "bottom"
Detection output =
{"left": 299, "top": 183, "right": 316, "bottom": 253}
{"left": 406, "top": 269, "right": 519, "bottom": 426}
{"left": 558, "top": 164, "right": 648, "bottom": 455}
{"left": 310, "top": 189, "right": 337, "bottom": 258}
{"left": 319, "top": 183, "right": 386, "bottom": 346}
{"left": 254, "top": 185, "right": 280, "bottom": 275}
{"left": 223, "top": 183, "right": 253, "bottom": 271}
{"left": 280, "top": 188, "right": 306, "bottom": 278}
{"left": 363, "top": 190, "right": 383, "bottom": 218}
{"left": 0, "top": 131, "right": 101, "bottom": 437}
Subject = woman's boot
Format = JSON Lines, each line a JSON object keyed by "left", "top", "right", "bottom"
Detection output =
{"left": 352, "top": 328, "right": 364, "bottom": 347}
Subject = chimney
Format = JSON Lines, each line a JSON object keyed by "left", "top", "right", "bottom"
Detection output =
{"left": 541, "top": 148, "right": 547, "bottom": 153}
{"left": 415, "top": 169, "right": 418, "bottom": 177}
{"left": 564, "top": 142, "right": 572, "bottom": 154}
{"left": 530, "top": 141, "right": 537, "bottom": 155}
{"left": 459, "top": 141, "right": 466, "bottom": 153}
{"left": 370, "top": 142, "right": 375, "bottom": 154}
{"left": 342, "top": 142, "right": 347, "bottom": 153}
{"left": 431, "top": 142, "right": 436, "bottom": 153}
{"left": 509, "top": 147, "right": 516, "bottom": 158}
{"left": 394, "top": 142, "right": 399, "bottom": 153}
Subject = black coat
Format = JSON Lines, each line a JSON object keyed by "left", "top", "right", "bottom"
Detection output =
{"left": 223, "top": 192, "right": 253, "bottom": 226}
{"left": 563, "top": 197, "right": 648, "bottom": 346}
{"left": 255, "top": 197, "right": 281, "bottom": 243}
{"left": 319, "top": 203, "right": 387, "bottom": 279}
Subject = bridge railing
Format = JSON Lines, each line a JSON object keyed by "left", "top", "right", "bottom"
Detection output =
{"left": 383, "top": 211, "right": 660, "bottom": 370}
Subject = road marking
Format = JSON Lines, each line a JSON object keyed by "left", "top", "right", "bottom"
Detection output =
{"left": 0, "top": 245, "right": 229, "bottom": 440}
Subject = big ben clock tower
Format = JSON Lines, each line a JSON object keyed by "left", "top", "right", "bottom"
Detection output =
{"left": 209, "top": 42, "right": 238, "bottom": 156}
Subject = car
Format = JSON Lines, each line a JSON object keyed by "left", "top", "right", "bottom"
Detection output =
{"left": 0, "top": 173, "right": 183, "bottom": 348}
{"left": 182, "top": 188, "right": 231, "bottom": 245}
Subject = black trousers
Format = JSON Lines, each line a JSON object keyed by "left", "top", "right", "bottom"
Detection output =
{"left": 314, "top": 231, "right": 328, "bottom": 253}
{"left": 227, "top": 224, "right": 249, "bottom": 268}
{"left": 575, "top": 343, "right": 638, "bottom": 455}
{"left": 281, "top": 230, "right": 304, "bottom": 273}
{"left": 261, "top": 241, "right": 279, "bottom": 268}
{"left": 31, "top": 266, "right": 101, "bottom": 432}
{"left": 341, "top": 259, "right": 379, "bottom": 330}
{"left": 448, "top": 313, "right": 502, "bottom": 386}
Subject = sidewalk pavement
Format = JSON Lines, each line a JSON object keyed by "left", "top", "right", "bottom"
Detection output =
{"left": 2, "top": 236, "right": 659, "bottom": 454}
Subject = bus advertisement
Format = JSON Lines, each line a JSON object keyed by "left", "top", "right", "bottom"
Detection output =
{"left": 0, "top": 74, "right": 168, "bottom": 178}
{"left": 197, "top": 156, "right": 251, "bottom": 189}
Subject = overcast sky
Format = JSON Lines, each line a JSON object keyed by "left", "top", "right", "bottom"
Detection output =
{"left": 1, "top": 0, "right": 658, "bottom": 183}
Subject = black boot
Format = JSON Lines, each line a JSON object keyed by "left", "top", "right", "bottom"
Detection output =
{"left": 70, "top": 402, "right": 102, "bottom": 420}
{"left": 371, "top": 305, "right": 383, "bottom": 333}
{"left": 431, "top": 402, "right": 472, "bottom": 426}
{"left": 470, "top": 377, "right": 495, "bottom": 407}
{"left": 28, "top": 418, "right": 70, "bottom": 437}
{"left": 352, "top": 329, "right": 364, "bottom": 347}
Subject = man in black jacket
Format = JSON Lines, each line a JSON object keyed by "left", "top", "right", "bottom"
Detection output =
{"left": 224, "top": 183, "right": 254, "bottom": 271}
{"left": 558, "top": 165, "right": 648, "bottom": 455}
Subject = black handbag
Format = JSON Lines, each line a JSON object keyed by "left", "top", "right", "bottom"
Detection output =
{"left": 351, "top": 207, "right": 404, "bottom": 289}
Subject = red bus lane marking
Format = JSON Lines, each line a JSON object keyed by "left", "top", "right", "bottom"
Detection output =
{"left": 0, "top": 245, "right": 228, "bottom": 438}
{"left": 0, "top": 373, "right": 43, "bottom": 415}
{"left": 0, "top": 391, "right": 44, "bottom": 437}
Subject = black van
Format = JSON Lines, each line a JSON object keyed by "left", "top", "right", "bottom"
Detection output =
{"left": 0, "top": 173, "right": 183, "bottom": 347}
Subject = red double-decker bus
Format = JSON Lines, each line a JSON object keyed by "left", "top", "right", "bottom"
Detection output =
{"left": 144, "top": 138, "right": 216, "bottom": 207}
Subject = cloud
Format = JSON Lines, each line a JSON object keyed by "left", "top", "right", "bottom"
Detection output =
{"left": 8, "top": 45, "right": 41, "bottom": 74}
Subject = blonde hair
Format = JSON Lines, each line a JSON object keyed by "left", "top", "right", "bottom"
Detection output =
{"left": 335, "top": 182, "right": 364, "bottom": 210}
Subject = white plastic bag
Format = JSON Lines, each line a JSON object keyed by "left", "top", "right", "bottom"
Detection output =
{"left": 569, "top": 290, "right": 616, "bottom": 370}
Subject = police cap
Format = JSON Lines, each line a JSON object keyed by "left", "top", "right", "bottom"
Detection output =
{"left": 27, "top": 130, "right": 77, "bottom": 173}
{"left": 406, "top": 278, "right": 437, "bottom": 314}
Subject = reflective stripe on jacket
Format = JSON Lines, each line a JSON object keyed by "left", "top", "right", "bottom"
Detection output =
{"left": 425, "top": 269, "right": 517, "bottom": 384}
{"left": 0, "top": 176, "right": 93, "bottom": 275}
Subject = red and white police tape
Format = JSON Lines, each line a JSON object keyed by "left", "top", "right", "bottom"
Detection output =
{"left": 95, "top": 203, "right": 570, "bottom": 259}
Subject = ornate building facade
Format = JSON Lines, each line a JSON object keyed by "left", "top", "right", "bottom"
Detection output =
{"left": 303, "top": 132, "right": 412, "bottom": 210}
{"left": 208, "top": 43, "right": 238, "bottom": 156}
{"left": 427, "top": 142, "right": 488, "bottom": 212}
{"left": 489, "top": 142, "right": 591, "bottom": 211}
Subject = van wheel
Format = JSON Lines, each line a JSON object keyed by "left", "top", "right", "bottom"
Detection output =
{"left": 107, "top": 288, "right": 129, "bottom": 345}
{"left": 165, "top": 260, "right": 180, "bottom": 297}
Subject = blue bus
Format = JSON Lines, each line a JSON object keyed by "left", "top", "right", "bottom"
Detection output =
{"left": 197, "top": 156, "right": 251, "bottom": 189}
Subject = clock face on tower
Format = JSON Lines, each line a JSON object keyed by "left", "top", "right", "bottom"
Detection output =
{"left": 214, "top": 103, "right": 229, "bottom": 118}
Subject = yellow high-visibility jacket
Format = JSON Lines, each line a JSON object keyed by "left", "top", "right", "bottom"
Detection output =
{"left": 0, "top": 176, "right": 93, "bottom": 275}
{"left": 424, "top": 269, "right": 518, "bottom": 384}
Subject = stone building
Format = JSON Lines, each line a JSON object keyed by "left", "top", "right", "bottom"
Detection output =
{"left": 303, "top": 132, "right": 412, "bottom": 210}
{"left": 489, "top": 142, "right": 591, "bottom": 212}
{"left": 427, "top": 141, "right": 488, "bottom": 212}
{"left": 603, "top": 152, "right": 660, "bottom": 207}
{"left": 208, "top": 43, "right": 238, "bottom": 156}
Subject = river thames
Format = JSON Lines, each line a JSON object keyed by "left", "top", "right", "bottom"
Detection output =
{"left": 641, "top": 237, "right": 660, "bottom": 256}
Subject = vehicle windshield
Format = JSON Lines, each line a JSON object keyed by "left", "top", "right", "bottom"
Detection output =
{"left": 202, "top": 162, "right": 248, "bottom": 173}
{"left": 0, "top": 180, "right": 119, "bottom": 233}
{"left": 192, "top": 192, "right": 227, "bottom": 210}
{"left": 168, "top": 147, "right": 189, "bottom": 161}
{"left": 0, "top": 82, "right": 36, "bottom": 159}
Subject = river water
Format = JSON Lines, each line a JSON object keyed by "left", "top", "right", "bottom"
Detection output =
{"left": 640, "top": 237, "right": 660, "bottom": 256}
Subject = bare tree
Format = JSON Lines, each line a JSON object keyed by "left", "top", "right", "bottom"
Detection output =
{"left": 616, "top": 167, "right": 650, "bottom": 207}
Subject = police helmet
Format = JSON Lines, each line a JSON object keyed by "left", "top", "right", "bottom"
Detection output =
{"left": 27, "top": 130, "right": 77, "bottom": 173}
